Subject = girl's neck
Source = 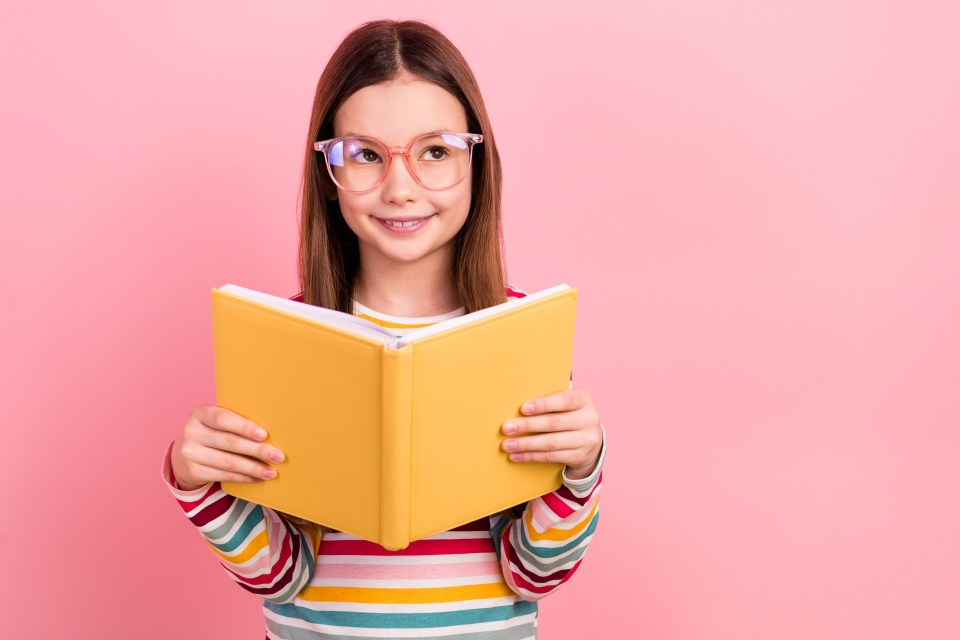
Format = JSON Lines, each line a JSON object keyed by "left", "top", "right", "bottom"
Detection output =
{"left": 354, "top": 254, "right": 462, "bottom": 318}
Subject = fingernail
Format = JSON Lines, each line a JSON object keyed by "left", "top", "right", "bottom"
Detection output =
{"left": 503, "top": 439, "right": 517, "bottom": 451}
{"left": 503, "top": 421, "right": 518, "bottom": 434}
{"left": 522, "top": 402, "right": 535, "bottom": 414}
{"left": 263, "top": 468, "right": 277, "bottom": 479}
{"left": 269, "top": 450, "right": 285, "bottom": 463}
{"left": 254, "top": 428, "right": 267, "bottom": 440}
{"left": 509, "top": 453, "right": 522, "bottom": 462}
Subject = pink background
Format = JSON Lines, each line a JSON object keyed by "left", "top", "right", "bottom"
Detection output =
{"left": 2, "top": 1, "right": 958, "bottom": 637}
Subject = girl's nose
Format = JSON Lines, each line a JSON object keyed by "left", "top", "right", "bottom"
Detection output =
{"left": 380, "top": 154, "right": 418, "bottom": 204}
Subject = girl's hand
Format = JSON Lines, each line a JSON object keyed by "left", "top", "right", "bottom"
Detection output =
{"left": 170, "top": 405, "right": 286, "bottom": 491}
{"left": 501, "top": 388, "right": 603, "bottom": 481}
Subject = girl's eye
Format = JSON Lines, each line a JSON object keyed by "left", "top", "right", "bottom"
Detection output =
{"left": 359, "top": 148, "right": 382, "bottom": 163}
{"left": 348, "top": 146, "right": 382, "bottom": 164}
{"left": 419, "top": 146, "right": 449, "bottom": 161}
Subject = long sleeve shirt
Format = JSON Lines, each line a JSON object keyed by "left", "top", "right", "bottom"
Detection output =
{"left": 162, "top": 284, "right": 606, "bottom": 639}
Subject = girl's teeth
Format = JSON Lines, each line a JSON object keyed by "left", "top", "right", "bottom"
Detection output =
{"left": 385, "top": 219, "right": 422, "bottom": 227}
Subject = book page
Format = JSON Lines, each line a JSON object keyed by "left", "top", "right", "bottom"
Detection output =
{"left": 219, "top": 284, "right": 397, "bottom": 344}
{"left": 396, "top": 283, "right": 571, "bottom": 346}
{"left": 219, "top": 283, "right": 572, "bottom": 349}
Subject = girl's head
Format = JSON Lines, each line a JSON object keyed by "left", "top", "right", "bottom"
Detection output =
{"left": 299, "top": 20, "right": 505, "bottom": 313}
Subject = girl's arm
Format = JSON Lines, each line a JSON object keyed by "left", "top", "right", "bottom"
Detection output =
{"left": 161, "top": 443, "right": 320, "bottom": 603}
{"left": 490, "top": 431, "right": 605, "bottom": 601}
{"left": 490, "top": 380, "right": 606, "bottom": 601}
{"left": 162, "top": 405, "right": 319, "bottom": 604}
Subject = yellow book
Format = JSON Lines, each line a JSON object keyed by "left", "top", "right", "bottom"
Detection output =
{"left": 213, "top": 283, "right": 577, "bottom": 550}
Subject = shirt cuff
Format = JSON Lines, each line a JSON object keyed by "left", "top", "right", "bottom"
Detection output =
{"left": 561, "top": 423, "right": 607, "bottom": 493}
{"left": 160, "top": 440, "right": 215, "bottom": 500}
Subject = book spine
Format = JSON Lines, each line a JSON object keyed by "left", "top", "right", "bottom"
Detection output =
{"left": 380, "top": 344, "right": 414, "bottom": 550}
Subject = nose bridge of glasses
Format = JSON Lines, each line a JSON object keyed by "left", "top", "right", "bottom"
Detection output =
{"left": 381, "top": 146, "right": 420, "bottom": 187}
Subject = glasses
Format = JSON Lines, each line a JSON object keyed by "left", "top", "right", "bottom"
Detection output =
{"left": 314, "top": 131, "right": 483, "bottom": 194}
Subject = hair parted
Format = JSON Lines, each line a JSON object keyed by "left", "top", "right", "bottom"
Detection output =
{"left": 297, "top": 19, "right": 507, "bottom": 313}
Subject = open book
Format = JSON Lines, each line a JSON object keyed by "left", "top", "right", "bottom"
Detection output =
{"left": 213, "top": 283, "right": 577, "bottom": 550}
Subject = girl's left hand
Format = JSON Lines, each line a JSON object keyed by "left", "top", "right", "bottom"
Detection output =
{"left": 501, "top": 388, "right": 603, "bottom": 481}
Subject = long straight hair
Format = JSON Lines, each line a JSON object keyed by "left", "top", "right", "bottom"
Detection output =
{"left": 297, "top": 20, "right": 506, "bottom": 313}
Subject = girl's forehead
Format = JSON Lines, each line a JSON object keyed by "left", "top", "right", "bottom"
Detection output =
{"left": 333, "top": 77, "right": 467, "bottom": 142}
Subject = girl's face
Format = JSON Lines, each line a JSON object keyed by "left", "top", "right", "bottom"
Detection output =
{"left": 331, "top": 76, "right": 472, "bottom": 275}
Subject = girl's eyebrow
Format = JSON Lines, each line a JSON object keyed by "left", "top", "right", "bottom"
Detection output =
{"left": 338, "top": 128, "right": 460, "bottom": 140}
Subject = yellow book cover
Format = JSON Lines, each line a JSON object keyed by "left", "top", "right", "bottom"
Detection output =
{"left": 213, "top": 284, "right": 577, "bottom": 550}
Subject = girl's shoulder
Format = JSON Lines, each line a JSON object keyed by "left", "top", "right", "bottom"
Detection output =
{"left": 505, "top": 283, "right": 528, "bottom": 299}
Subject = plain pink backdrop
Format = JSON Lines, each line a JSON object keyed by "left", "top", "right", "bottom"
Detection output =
{"left": 2, "top": 1, "right": 959, "bottom": 638}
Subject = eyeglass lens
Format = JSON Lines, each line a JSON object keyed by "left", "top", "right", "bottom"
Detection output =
{"left": 327, "top": 134, "right": 472, "bottom": 191}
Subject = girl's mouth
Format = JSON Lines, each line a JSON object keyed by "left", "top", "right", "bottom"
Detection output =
{"left": 375, "top": 214, "right": 435, "bottom": 234}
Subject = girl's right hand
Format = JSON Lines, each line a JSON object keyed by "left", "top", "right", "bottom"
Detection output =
{"left": 170, "top": 404, "right": 286, "bottom": 491}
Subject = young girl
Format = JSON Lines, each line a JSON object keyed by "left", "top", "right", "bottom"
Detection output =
{"left": 163, "top": 19, "right": 606, "bottom": 639}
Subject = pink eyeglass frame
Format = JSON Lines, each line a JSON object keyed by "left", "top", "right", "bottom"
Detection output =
{"left": 313, "top": 131, "right": 484, "bottom": 194}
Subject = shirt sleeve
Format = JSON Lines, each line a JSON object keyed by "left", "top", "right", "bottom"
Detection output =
{"left": 488, "top": 410, "right": 606, "bottom": 601}
{"left": 160, "top": 441, "right": 320, "bottom": 604}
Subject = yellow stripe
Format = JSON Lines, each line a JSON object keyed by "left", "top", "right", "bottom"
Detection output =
{"left": 207, "top": 528, "right": 268, "bottom": 564}
{"left": 299, "top": 582, "right": 514, "bottom": 604}
{"left": 354, "top": 313, "right": 434, "bottom": 329}
{"left": 523, "top": 497, "right": 598, "bottom": 542}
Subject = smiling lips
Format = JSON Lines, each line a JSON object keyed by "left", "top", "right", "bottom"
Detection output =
{"left": 375, "top": 214, "right": 435, "bottom": 232}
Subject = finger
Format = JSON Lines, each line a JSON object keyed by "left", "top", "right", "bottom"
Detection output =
{"left": 520, "top": 388, "right": 588, "bottom": 416}
{"left": 507, "top": 449, "right": 596, "bottom": 468}
{"left": 503, "top": 410, "right": 584, "bottom": 435}
{"left": 198, "top": 427, "right": 285, "bottom": 464}
{"left": 186, "top": 446, "right": 279, "bottom": 481}
{"left": 502, "top": 430, "right": 582, "bottom": 456}
{"left": 503, "top": 435, "right": 595, "bottom": 467}
{"left": 196, "top": 405, "right": 268, "bottom": 441}
{"left": 187, "top": 462, "right": 266, "bottom": 485}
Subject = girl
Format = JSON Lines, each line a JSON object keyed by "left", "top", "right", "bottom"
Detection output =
{"left": 163, "top": 19, "right": 606, "bottom": 639}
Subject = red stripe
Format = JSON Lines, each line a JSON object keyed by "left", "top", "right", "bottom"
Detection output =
{"left": 540, "top": 492, "right": 576, "bottom": 519}
{"left": 320, "top": 537, "right": 493, "bottom": 556}
{"left": 510, "top": 558, "right": 581, "bottom": 594}
{"left": 190, "top": 493, "right": 235, "bottom": 527}
{"left": 174, "top": 481, "right": 221, "bottom": 512}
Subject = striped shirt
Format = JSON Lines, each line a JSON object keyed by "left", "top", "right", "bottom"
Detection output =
{"left": 162, "top": 284, "right": 605, "bottom": 639}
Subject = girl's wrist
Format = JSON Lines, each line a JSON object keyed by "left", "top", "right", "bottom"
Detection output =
{"left": 565, "top": 451, "right": 600, "bottom": 481}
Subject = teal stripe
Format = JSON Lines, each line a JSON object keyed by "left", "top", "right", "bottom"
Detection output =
{"left": 209, "top": 505, "right": 268, "bottom": 553}
{"left": 488, "top": 514, "right": 509, "bottom": 562}
{"left": 264, "top": 600, "right": 537, "bottom": 629}
{"left": 516, "top": 511, "right": 599, "bottom": 559}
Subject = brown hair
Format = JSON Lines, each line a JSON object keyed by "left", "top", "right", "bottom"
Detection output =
{"left": 297, "top": 20, "right": 506, "bottom": 313}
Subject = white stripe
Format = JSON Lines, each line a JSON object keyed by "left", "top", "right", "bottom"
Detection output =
{"left": 316, "top": 552, "right": 496, "bottom": 566}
